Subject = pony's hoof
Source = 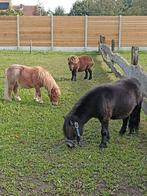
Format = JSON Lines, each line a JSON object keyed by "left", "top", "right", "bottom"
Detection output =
{"left": 15, "top": 96, "right": 21, "bottom": 101}
{"left": 128, "top": 129, "right": 135, "bottom": 135}
{"left": 35, "top": 98, "right": 43, "bottom": 103}
{"left": 119, "top": 131, "right": 125, "bottom": 136}
{"left": 128, "top": 131, "right": 138, "bottom": 136}
{"left": 38, "top": 100, "right": 43, "bottom": 104}
{"left": 52, "top": 101, "right": 58, "bottom": 106}
{"left": 99, "top": 143, "right": 107, "bottom": 149}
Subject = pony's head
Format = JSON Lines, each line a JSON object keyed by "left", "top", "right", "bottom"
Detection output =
{"left": 63, "top": 116, "right": 81, "bottom": 148}
{"left": 49, "top": 87, "right": 61, "bottom": 105}
{"left": 68, "top": 55, "right": 79, "bottom": 71}
{"left": 38, "top": 67, "right": 61, "bottom": 105}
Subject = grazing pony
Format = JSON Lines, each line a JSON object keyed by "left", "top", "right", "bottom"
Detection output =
{"left": 4, "top": 64, "right": 61, "bottom": 105}
{"left": 63, "top": 78, "right": 142, "bottom": 149}
{"left": 68, "top": 55, "right": 94, "bottom": 81}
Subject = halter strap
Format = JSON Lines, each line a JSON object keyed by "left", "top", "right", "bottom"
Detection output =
{"left": 74, "top": 122, "right": 81, "bottom": 138}
{"left": 74, "top": 121, "right": 81, "bottom": 144}
{"left": 69, "top": 120, "right": 81, "bottom": 144}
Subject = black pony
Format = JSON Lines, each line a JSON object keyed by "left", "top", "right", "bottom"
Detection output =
{"left": 63, "top": 78, "right": 142, "bottom": 149}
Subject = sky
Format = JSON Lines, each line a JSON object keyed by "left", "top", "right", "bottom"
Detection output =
{"left": 12, "top": 0, "right": 77, "bottom": 13}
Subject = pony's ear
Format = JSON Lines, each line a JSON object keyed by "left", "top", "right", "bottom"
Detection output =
{"left": 68, "top": 56, "right": 73, "bottom": 62}
{"left": 72, "top": 56, "right": 79, "bottom": 64}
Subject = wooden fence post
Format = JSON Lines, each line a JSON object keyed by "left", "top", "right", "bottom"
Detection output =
{"left": 51, "top": 14, "right": 54, "bottom": 50}
{"left": 118, "top": 15, "right": 122, "bottom": 50}
{"left": 84, "top": 15, "right": 88, "bottom": 50}
{"left": 98, "top": 35, "right": 106, "bottom": 53}
{"left": 30, "top": 40, "right": 32, "bottom": 54}
{"left": 16, "top": 15, "right": 20, "bottom": 50}
{"left": 100, "top": 35, "right": 106, "bottom": 44}
{"left": 131, "top": 46, "right": 139, "bottom": 66}
{"left": 111, "top": 39, "right": 115, "bottom": 52}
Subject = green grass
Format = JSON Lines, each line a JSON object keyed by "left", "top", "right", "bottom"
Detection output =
{"left": 0, "top": 50, "right": 147, "bottom": 195}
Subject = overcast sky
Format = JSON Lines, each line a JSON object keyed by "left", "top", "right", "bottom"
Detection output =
{"left": 12, "top": 0, "right": 77, "bottom": 13}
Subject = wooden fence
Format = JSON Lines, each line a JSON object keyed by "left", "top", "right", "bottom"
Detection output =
{"left": 0, "top": 16, "right": 147, "bottom": 50}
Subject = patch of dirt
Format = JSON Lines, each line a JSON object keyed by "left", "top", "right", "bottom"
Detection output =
{"left": 111, "top": 186, "right": 143, "bottom": 196}
{"left": 92, "top": 180, "right": 107, "bottom": 195}
{"left": 16, "top": 175, "right": 57, "bottom": 195}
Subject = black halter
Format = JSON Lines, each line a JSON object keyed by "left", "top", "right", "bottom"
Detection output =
{"left": 69, "top": 120, "right": 81, "bottom": 144}
{"left": 74, "top": 122, "right": 80, "bottom": 137}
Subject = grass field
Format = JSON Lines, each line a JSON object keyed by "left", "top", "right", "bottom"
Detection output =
{"left": 0, "top": 50, "right": 147, "bottom": 195}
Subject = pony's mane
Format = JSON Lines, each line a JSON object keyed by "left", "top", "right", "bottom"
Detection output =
{"left": 37, "top": 66, "right": 61, "bottom": 95}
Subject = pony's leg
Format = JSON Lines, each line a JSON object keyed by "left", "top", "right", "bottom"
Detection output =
{"left": 34, "top": 87, "right": 43, "bottom": 103}
{"left": 99, "top": 120, "right": 109, "bottom": 148}
{"left": 13, "top": 83, "right": 21, "bottom": 101}
{"left": 84, "top": 70, "right": 88, "bottom": 79}
{"left": 71, "top": 71, "right": 74, "bottom": 80}
{"left": 119, "top": 117, "right": 129, "bottom": 135}
{"left": 4, "top": 77, "right": 12, "bottom": 101}
{"left": 71, "top": 70, "right": 77, "bottom": 81}
{"left": 88, "top": 69, "right": 92, "bottom": 80}
{"left": 128, "top": 102, "right": 142, "bottom": 134}
{"left": 6, "top": 84, "right": 14, "bottom": 101}
{"left": 74, "top": 71, "right": 77, "bottom": 81}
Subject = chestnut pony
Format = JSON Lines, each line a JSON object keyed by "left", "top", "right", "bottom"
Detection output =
{"left": 4, "top": 64, "right": 61, "bottom": 105}
{"left": 68, "top": 55, "right": 94, "bottom": 81}
{"left": 63, "top": 78, "right": 142, "bottom": 149}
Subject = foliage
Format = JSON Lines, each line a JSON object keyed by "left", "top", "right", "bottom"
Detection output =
{"left": 0, "top": 50, "right": 147, "bottom": 195}
{"left": 69, "top": 0, "right": 122, "bottom": 16}
{"left": 69, "top": 0, "right": 147, "bottom": 16}
{"left": 54, "top": 6, "right": 66, "bottom": 16}
{"left": 125, "top": 0, "right": 147, "bottom": 15}
{"left": 69, "top": 0, "right": 89, "bottom": 16}
{"left": 0, "top": 8, "right": 23, "bottom": 16}
{"left": 119, "top": 0, "right": 133, "bottom": 15}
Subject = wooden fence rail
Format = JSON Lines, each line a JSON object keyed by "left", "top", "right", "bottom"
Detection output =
{"left": 99, "top": 42, "right": 147, "bottom": 114}
{"left": 0, "top": 16, "right": 147, "bottom": 50}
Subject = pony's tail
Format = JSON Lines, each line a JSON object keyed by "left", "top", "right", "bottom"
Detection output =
{"left": 128, "top": 101, "right": 142, "bottom": 134}
{"left": 4, "top": 68, "right": 10, "bottom": 100}
{"left": 4, "top": 69, "right": 8, "bottom": 100}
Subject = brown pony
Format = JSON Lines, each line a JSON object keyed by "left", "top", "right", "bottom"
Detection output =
{"left": 68, "top": 55, "right": 94, "bottom": 81}
{"left": 4, "top": 64, "right": 61, "bottom": 105}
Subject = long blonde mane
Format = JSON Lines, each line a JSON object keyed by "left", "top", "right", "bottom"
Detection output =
{"left": 37, "top": 66, "right": 61, "bottom": 95}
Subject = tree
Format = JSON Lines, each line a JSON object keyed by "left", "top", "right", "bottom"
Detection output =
{"left": 69, "top": 0, "right": 147, "bottom": 16}
{"left": 125, "top": 0, "right": 147, "bottom": 15}
{"left": 118, "top": 0, "right": 133, "bottom": 15}
{"left": 89, "top": 0, "right": 119, "bottom": 15}
{"left": 69, "top": 0, "right": 89, "bottom": 16}
{"left": 54, "top": 6, "right": 65, "bottom": 16}
{"left": 69, "top": 0, "right": 123, "bottom": 16}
